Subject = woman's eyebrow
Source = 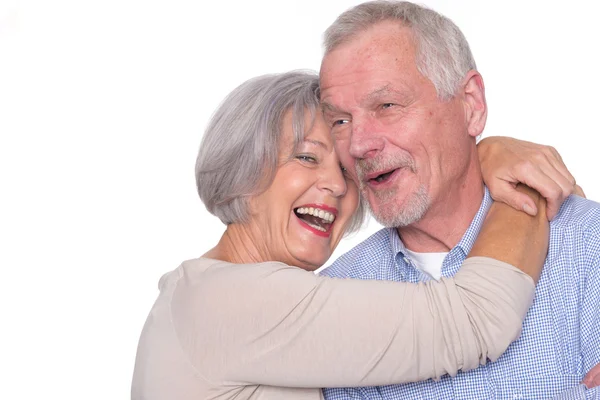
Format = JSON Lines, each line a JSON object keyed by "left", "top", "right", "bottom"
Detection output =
{"left": 302, "top": 139, "right": 327, "bottom": 149}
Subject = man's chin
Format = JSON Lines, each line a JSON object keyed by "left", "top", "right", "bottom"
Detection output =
{"left": 367, "top": 191, "right": 430, "bottom": 228}
{"left": 373, "top": 210, "right": 422, "bottom": 228}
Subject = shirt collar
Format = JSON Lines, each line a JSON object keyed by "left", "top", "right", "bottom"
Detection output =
{"left": 389, "top": 186, "right": 493, "bottom": 260}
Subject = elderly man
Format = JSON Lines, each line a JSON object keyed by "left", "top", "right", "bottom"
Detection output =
{"left": 319, "top": 1, "right": 600, "bottom": 399}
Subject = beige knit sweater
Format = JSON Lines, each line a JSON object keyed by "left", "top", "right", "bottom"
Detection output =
{"left": 132, "top": 256, "right": 534, "bottom": 400}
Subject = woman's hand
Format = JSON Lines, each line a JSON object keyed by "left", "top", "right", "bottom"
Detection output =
{"left": 478, "top": 136, "right": 584, "bottom": 220}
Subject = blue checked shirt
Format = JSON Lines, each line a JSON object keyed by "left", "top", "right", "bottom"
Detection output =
{"left": 321, "top": 189, "right": 600, "bottom": 399}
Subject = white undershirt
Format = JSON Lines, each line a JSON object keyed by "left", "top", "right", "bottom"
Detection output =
{"left": 403, "top": 248, "right": 448, "bottom": 281}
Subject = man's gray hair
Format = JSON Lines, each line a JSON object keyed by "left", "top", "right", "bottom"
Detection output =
{"left": 195, "top": 71, "right": 367, "bottom": 234}
{"left": 323, "top": 0, "right": 476, "bottom": 100}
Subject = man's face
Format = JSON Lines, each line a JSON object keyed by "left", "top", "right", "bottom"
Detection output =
{"left": 320, "top": 21, "right": 478, "bottom": 227}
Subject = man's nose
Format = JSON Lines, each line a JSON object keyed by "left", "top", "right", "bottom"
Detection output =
{"left": 348, "top": 117, "right": 385, "bottom": 160}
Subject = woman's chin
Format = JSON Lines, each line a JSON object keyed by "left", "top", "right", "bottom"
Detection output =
{"left": 291, "top": 253, "right": 330, "bottom": 271}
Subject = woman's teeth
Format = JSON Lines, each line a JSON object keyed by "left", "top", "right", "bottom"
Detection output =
{"left": 295, "top": 207, "right": 335, "bottom": 222}
{"left": 306, "top": 222, "right": 327, "bottom": 232}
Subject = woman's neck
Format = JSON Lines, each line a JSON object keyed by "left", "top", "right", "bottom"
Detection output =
{"left": 203, "top": 223, "right": 269, "bottom": 265}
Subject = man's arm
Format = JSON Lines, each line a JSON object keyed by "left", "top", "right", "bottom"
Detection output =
{"left": 554, "top": 221, "right": 600, "bottom": 399}
{"left": 580, "top": 232, "right": 600, "bottom": 398}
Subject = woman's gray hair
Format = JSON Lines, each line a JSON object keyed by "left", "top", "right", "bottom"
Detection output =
{"left": 195, "top": 71, "right": 367, "bottom": 234}
{"left": 323, "top": 0, "right": 476, "bottom": 100}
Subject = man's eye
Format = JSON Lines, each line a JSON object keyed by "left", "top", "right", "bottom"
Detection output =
{"left": 333, "top": 119, "right": 349, "bottom": 127}
{"left": 382, "top": 103, "right": 395, "bottom": 109}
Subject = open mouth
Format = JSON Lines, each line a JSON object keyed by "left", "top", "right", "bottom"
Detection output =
{"left": 368, "top": 169, "right": 398, "bottom": 185}
{"left": 293, "top": 206, "right": 336, "bottom": 234}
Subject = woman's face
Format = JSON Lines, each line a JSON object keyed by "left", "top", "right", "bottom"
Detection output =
{"left": 248, "top": 109, "right": 360, "bottom": 271}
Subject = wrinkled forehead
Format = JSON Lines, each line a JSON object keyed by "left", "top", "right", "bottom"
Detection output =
{"left": 321, "top": 23, "right": 415, "bottom": 76}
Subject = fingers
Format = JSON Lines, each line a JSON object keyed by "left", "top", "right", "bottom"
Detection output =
{"left": 541, "top": 165, "right": 574, "bottom": 202}
{"left": 487, "top": 180, "right": 538, "bottom": 216}
{"left": 582, "top": 363, "right": 600, "bottom": 389}
{"left": 511, "top": 162, "right": 566, "bottom": 220}
{"left": 547, "top": 145, "right": 564, "bottom": 163}
{"left": 530, "top": 149, "right": 576, "bottom": 202}
{"left": 479, "top": 137, "right": 577, "bottom": 220}
{"left": 574, "top": 184, "right": 586, "bottom": 198}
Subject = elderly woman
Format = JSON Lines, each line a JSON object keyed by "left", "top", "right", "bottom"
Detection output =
{"left": 132, "top": 71, "right": 572, "bottom": 399}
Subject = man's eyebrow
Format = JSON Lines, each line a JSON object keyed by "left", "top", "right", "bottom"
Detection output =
{"left": 363, "top": 84, "right": 397, "bottom": 102}
{"left": 320, "top": 85, "right": 405, "bottom": 114}
{"left": 320, "top": 102, "right": 345, "bottom": 115}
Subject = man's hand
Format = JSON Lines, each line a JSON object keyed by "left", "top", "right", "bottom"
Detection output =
{"left": 583, "top": 363, "right": 600, "bottom": 389}
{"left": 478, "top": 136, "right": 583, "bottom": 220}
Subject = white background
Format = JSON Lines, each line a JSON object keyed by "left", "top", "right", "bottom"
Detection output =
{"left": 1, "top": 0, "right": 599, "bottom": 398}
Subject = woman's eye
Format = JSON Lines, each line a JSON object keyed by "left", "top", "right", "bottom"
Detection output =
{"left": 296, "top": 155, "right": 317, "bottom": 163}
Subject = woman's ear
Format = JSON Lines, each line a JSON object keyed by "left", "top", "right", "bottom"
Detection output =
{"left": 246, "top": 195, "right": 259, "bottom": 217}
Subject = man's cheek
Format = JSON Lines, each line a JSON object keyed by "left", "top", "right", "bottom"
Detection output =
{"left": 348, "top": 163, "right": 360, "bottom": 187}
{"left": 334, "top": 137, "right": 353, "bottom": 160}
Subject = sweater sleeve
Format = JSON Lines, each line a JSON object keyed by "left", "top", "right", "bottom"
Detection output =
{"left": 171, "top": 256, "right": 534, "bottom": 388}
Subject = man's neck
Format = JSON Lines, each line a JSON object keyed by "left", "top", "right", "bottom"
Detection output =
{"left": 398, "top": 178, "right": 484, "bottom": 253}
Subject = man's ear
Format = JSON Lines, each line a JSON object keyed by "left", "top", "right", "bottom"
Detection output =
{"left": 461, "top": 70, "right": 488, "bottom": 138}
